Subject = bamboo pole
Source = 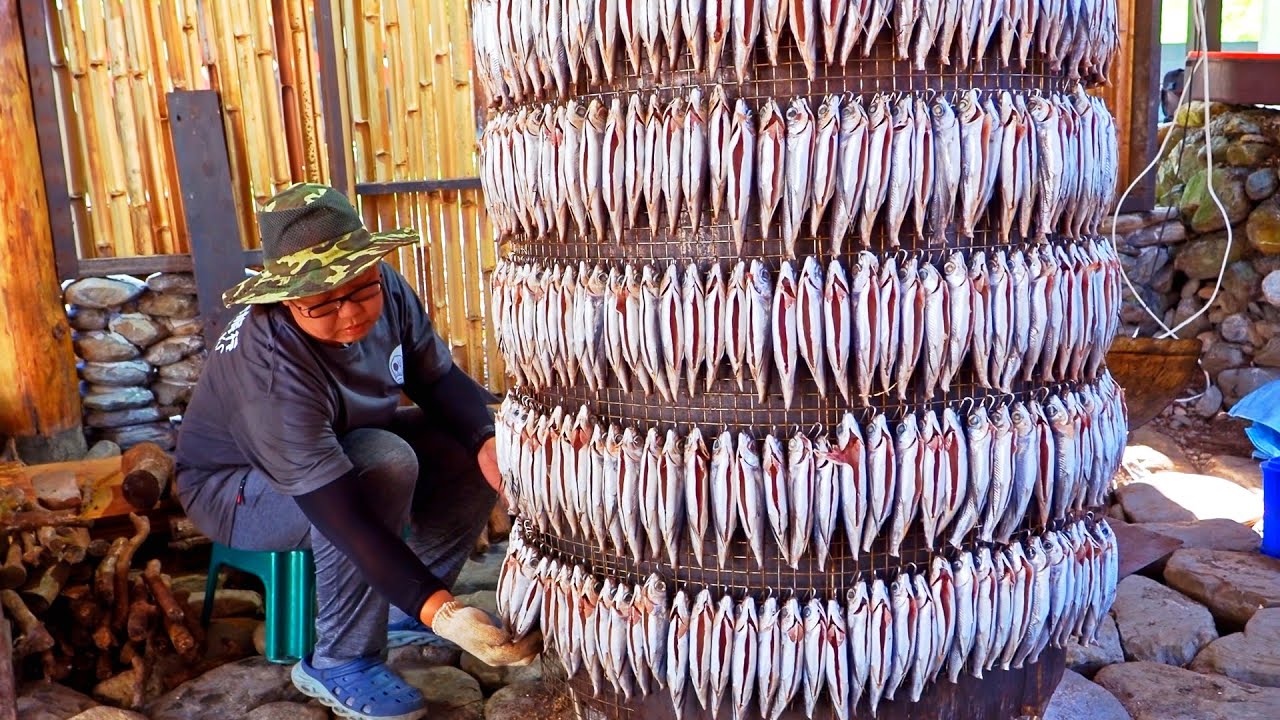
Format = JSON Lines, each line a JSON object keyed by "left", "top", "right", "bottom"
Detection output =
{"left": 105, "top": 0, "right": 154, "bottom": 255}
{"left": 62, "top": 0, "right": 111, "bottom": 257}
{"left": 144, "top": 0, "right": 189, "bottom": 251}
{"left": 252, "top": 0, "right": 291, "bottom": 193}
{"left": 285, "top": 0, "right": 320, "bottom": 181}
{"left": 417, "top": 2, "right": 449, "bottom": 347}
{"left": 207, "top": 0, "right": 256, "bottom": 244}
{"left": 121, "top": 0, "right": 175, "bottom": 254}
{"left": 46, "top": 0, "right": 94, "bottom": 257}
{"left": 272, "top": 0, "right": 305, "bottom": 181}
{"left": 478, "top": 199, "right": 505, "bottom": 391}
{"left": 228, "top": 0, "right": 271, "bottom": 205}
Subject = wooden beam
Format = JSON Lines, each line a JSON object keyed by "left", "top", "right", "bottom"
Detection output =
{"left": 0, "top": 0, "right": 83, "bottom": 457}
{"left": 1190, "top": 0, "right": 1223, "bottom": 52}
{"left": 167, "top": 90, "right": 250, "bottom": 345}
{"left": 355, "top": 177, "right": 483, "bottom": 196}
{"left": 17, "top": 0, "right": 77, "bottom": 281}
{"left": 76, "top": 250, "right": 263, "bottom": 279}
{"left": 314, "top": 0, "right": 352, "bottom": 197}
{"left": 1125, "top": 0, "right": 1162, "bottom": 213}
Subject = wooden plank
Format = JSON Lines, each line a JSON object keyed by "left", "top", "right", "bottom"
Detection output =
{"left": 17, "top": 0, "right": 78, "bottom": 280}
{"left": 0, "top": 456, "right": 138, "bottom": 522}
{"left": 1125, "top": 0, "right": 1161, "bottom": 213}
{"left": 356, "top": 177, "right": 483, "bottom": 195}
{"left": 76, "top": 250, "right": 263, "bottom": 278}
{"left": 1110, "top": 518, "right": 1186, "bottom": 579}
{"left": 167, "top": 90, "right": 252, "bottom": 344}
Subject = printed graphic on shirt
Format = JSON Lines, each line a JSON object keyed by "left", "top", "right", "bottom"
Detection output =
{"left": 389, "top": 344, "right": 404, "bottom": 385}
{"left": 214, "top": 307, "right": 252, "bottom": 354}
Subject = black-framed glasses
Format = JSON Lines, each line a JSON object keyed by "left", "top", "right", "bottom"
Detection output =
{"left": 297, "top": 280, "right": 383, "bottom": 318}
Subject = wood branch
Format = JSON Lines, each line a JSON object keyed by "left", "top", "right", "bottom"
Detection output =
{"left": 92, "top": 619, "right": 115, "bottom": 652}
{"left": 112, "top": 513, "right": 150, "bottom": 629}
{"left": 20, "top": 531, "right": 43, "bottom": 566}
{"left": 37, "top": 525, "right": 90, "bottom": 564}
{"left": 8, "top": 510, "right": 89, "bottom": 532}
{"left": 95, "top": 650, "right": 113, "bottom": 681}
{"left": 19, "top": 562, "right": 69, "bottom": 614}
{"left": 96, "top": 536, "right": 126, "bottom": 605}
{"left": 143, "top": 560, "right": 196, "bottom": 658}
{"left": 88, "top": 538, "right": 111, "bottom": 557}
{"left": 42, "top": 647, "right": 70, "bottom": 682}
{"left": 127, "top": 595, "right": 158, "bottom": 643}
{"left": 120, "top": 442, "right": 173, "bottom": 510}
{"left": 0, "top": 589, "right": 53, "bottom": 657}
{"left": 166, "top": 537, "right": 210, "bottom": 552}
{"left": 167, "top": 516, "right": 202, "bottom": 540}
{"left": 0, "top": 540, "right": 26, "bottom": 589}
{"left": 0, "top": 619, "right": 14, "bottom": 720}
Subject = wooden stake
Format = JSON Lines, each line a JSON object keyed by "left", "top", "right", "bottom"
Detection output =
{"left": 142, "top": 560, "right": 196, "bottom": 658}
{"left": 0, "top": 589, "right": 53, "bottom": 657}
{"left": 113, "top": 513, "right": 151, "bottom": 629}
{"left": 0, "top": 541, "right": 26, "bottom": 590}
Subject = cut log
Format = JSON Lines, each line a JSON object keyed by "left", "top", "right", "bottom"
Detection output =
{"left": 30, "top": 468, "right": 81, "bottom": 511}
{"left": 0, "top": 540, "right": 26, "bottom": 589}
{"left": 19, "top": 562, "right": 69, "bottom": 613}
{"left": 42, "top": 647, "right": 70, "bottom": 682}
{"left": 0, "top": 618, "right": 14, "bottom": 720}
{"left": 112, "top": 513, "right": 150, "bottom": 629}
{"left": 8, "top": 510, "right": 88, "bottom": 532}
{"left": 96, "top": 536, "right": 126, "bottom": 605}
{"left": 120, "top": 442, "right": 173, "bottom": 510}
{"left": 0, "top": 589, "right": 53, "bottom": 657}
{"left": 36, "top": 525, "right": 90, "bottom": 564}
{"left": 19, "top": 531, "right": 42, "bottom": 566}
{"left": 143, "top": 560, "right": 196, "bottom": 658}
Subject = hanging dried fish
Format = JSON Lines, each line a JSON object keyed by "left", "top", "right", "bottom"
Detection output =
{"left": 862, "top": 412, "right": 895, "bottom": 552}
{"left": 782, "top": 98, "right": 815, "bottom": 258}
{"left": 884, "top": 95, "right": 915, "bottom": 248}
{"left": 737, "top": 433, "right": 767, "bottom": 567}
{"left": 683, "top": 262, "right": 707, "bottom": 395}
{"left": 733, "top": 0, "right": 762, "bottom": 81}
{"left": 895, "top": 256, "right": 924, "bottom": 401}
{"left": 711, "top": 430, "right": 737, "bottom": 567}
{"left": 812, "top": 436, "right": 840, "bottom": 570}
{"left": 688, "top": 588, "right": 716, "bottom": 710}
{"left": 663, "top": 97, "right": 688, "bottom": 233}
{"left": 797, "top": 256, "right": 827, "bottom": 399}
{"left": 726, "top": 260, "right": 751, "bottom": 391}
{"left": 762, "top": 0, "right": 789, "bottom": 65}
{"left": 851, "top": 252, "right": 880, "bottom": 404}
{"left": 789, "top": 0, "right": 819, "bottom": 78}
{"left": 707, "top": 86, "right": 732, "bottom": 223}
{"left": 684, "top": 427, "right": 711, "bottom": 565}
{"left": 858, "top": 93, "right": 893, "bottom": 246}
{"left": 731, "top": 596, "right": 759, "bottom": 720}
{"left": 685, "top": 0, "right": 708, "bottom": 72}
{"left": 704, "top": 0, "right": 730, "bottom": 76}
{"left": 762, "top": 431, "right": 790, "bottom": 556}
{"left": 929, "top": 94, "right": 960, "bottom": 243}
{"left": 810, "top": 94, "right": 842, "bottom": 237}
{"left": 919, "top": 260, "right": 947, "bottom": 400}
{"left": 956, "top": 89, "right": 988, "bottom": 240}
{"left": 625, "top": 94, "right": 648, "bottom": 229}
{"left": 603, "top": 98, "right": 627, "bottom": 244}
{"left": 727, "top": 99, "right": 757, "bottom": 254}
{"left": 801, "top": 597, "right": 827, "bottom": 717}
{"left": 824, "top": 259, "right": 852, "bottom": 404}
{"left": 704, "top": 263, "right": 728, "bottom": 390}
{"left": 875, "top": 256, "right": 901, "bottom": 394}
{"left": 642, "top": 264, "right": 674, "bottom": 400}
{"left": 771, "top": 260, "right": 799, "bottom": 407}
{"left": 834, "top": 412, "right": 867, "bottom": 558}
{"left": 684, "top": 88, "right": 709, "bottom": 233}
{"left": 643, "top": 94, "right": 666, "bottom": 233}
{"left": 596, "top": 0, "right": 620, "bottom": 81}
{"left": 749, "top": 260, "right": 776, "bottom": 403}
{"left": 667, "top": 589, "right": 692, "bottom": 715}
{"left": 786, "top": 430, "right": 815, "bottom": 568}
{"left": 867, "top": 577, "right": 893, "bottom": 714}
{"left": 893, "top": 0, "right": 919, "bottom": 60}
{"left": 659, "top": 0, "right": 684, "bottom": 68}
{"left": 584, "top": 99, "right": 609, "bottom": 243}
{"left": 831, "top": 96, "right": 869, "bottom": 256}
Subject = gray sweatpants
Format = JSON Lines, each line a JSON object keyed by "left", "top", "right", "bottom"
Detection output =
{"left": 187, "top": 406, "right": 496, "bottom": 666}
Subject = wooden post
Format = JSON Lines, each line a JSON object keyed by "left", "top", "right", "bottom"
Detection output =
{"left": 0, "top": 0, "right": 85, "bottom": 463}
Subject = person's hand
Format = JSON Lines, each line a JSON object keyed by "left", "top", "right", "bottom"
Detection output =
{"left": 431, "top": 600, "right": 542, "bottom": 666}
{"left": 476, "top": 436, "right": 504, "bottom": 501}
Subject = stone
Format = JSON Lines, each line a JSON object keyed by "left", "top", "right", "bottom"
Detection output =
{"left": 1164, "top": 549, "right": 1280, "bottom": 627}
{"left": 1170, "top": 297, "right": 1213, "bottom": 337}
{"left": 1117, "top": 471, "right": 1262, "bottom": 525}
{"left": 138, "top": 291, "right": 199, "bottom": 319}
{"left": 17, "top": 681, "right": 97, "bottom": 720}
{"left": 186, "top": 588, "right": 264, "bottom": 619}
{"left": 1193, "top": 384, "right": 1223, "bottom": 417}
{"left": 1247, "top": 167, "right": 1279, "bottom": 201}
{"left": 159, "top": 354, "right": 205, "bottom": 382}
{"left": 1152, "top": 264, "right": 1176, "bottom": 293}
{"left": 1065, "top": 613, "right": 1124, "bottom": 677}
{"left": 453, "top": 542, "right": 505, "bottom": 595}
{"left": 1255, "top": 337, "right": 1280, "bottom": 366}
{"left": 484, "top": 681, "right": 571, "bottom": 720}
{"left": 1043, "top": 670, "right": 1131, "bottom": 720}
{"left": 1112, "top": 574, "right": 1217, "bottom": 666}
{"left": 145, "top": 657, "right": 304, "bottom": 720}
{"left": 1140, "top": 519, "right": 1261, "bottom": 557}
{"left": 201, "top": 617, "right": 261, "bottom": 665}
{"left": 1095, "top": 661, "right": 1280, "bottom": 720}
{"left": 109, "top": 312, "right": 169, "bottom": 348}
{"left": 1175, "top": 232, "right": 1250, "bottom": 280}
{"left": 65, "top": 276, "right": 147, "bottom": 308}
{"left": 1190, "top": 607, "right": 1280, "bottom": 688}
{"left": 460, "top": 651, "right": 544, "bottom": 693}
{"left": 1264, "top": 270, "right": 1280, "bottom": 307}
{"left": 1220, "top": 313, "right": 1255, "bottom": 344}
{"left": 1125, "top": 221, "right": 1188, "bottom": 248}
{"left": 80, "top": 359, "right": 152, "bottom": 387}
{"left": 1203, "top": 455, "right": 1265, "bottom": 492}
{"left": 1218, "top": 367, "right": 1280, "bottom": 405}
{"left": 1124, "top": 427, "right": 1197, "bottom": 474}
{"left": 164, "top": 316, "right": 204, "bottom": 336}
{"left": 387, "top": 643, "right": 462, "bottom": 671}
{"left": 244, "top": 702, "right": 328, "bottom": 720}
{"left": 152, "top": 381, "right": 196, "bottom": 406}
{"left": 1120, "top": 246, "right": 1168, "bottom": 285}
{"left": 399, "top": 666, "right": 483, "bottom": 720}
{"left": 68, "top": 305, "right": 109, "bottom": 331}
{"left": 95, "top": 422, "right": 177, "bottom": 450}
{"left": 1249, "top": 197, "right": 1280, "bottom": 255}
{"left": 1226, "top": 141, "right": 1278, "bottom": 167}
{"left": 67, "top": 709, "right": 150, "bottom": 720}
{"left": 144, "top": 335, "right": 206, "bottom": 366}
{"left": 82, "top": 386, "right": 155, "bottom": 412}
{"left": 74, "top": 330, "right": 141, "bottom": 362}
{"left": 1200, "top": 342, "right": 1247, "bottom": 376}
{"left": 84, "top": 406, "right": 165, "bottom": 429}
{"left": 1180, "top": 168, "right": 1252, "bottom": 233}
{"left": 147, "top": 272, "right": 198, "bottom": 294}
{"left": 1101, "top": 213, "right": 1148, "bottom": 236}
{"left": 455, "top": 590, "right": 498, "bottom": 619}
{"left": 84, "top": 439, "right": 122, "bottom": 459}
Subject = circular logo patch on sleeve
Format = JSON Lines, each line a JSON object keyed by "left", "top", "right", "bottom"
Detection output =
{"left": 389, "top": 344, "right": 405, "bottom": 385}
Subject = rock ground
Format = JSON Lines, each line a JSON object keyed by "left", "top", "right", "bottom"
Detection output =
{"left": 1111, "top": 575, "right": 1217, "bottom": 666}
{"left": 1190, "top": 607, "right": 1280, "bottom": 688}
{"left": 1042, "top": 670, "right": 1131, "bottom": 720}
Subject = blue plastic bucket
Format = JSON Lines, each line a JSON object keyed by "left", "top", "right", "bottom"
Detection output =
{"left": 1264, "top": 458, "right": 1280, "bottom": 558}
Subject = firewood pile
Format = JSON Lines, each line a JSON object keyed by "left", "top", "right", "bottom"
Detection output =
{"left": 0, "top": 442, "right": 208, "bottom": 710}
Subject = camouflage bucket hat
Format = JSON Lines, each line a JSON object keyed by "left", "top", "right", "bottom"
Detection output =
{"left": 222, "top": 183, "right": 419, "bottom": 307}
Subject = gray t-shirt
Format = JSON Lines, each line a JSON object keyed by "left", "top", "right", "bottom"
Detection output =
{"left": 175, "top": 263, "right": 452, "bottom": 505}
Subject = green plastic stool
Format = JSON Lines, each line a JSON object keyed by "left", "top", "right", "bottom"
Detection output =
{"left": 202, "top": 543, "right": 316, "bottom": 664}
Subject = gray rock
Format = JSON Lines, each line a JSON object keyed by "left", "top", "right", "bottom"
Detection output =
{"left": 95, "top": 422, "right": 177, "bottom": 450}
{"left": 455, "top": 590, "right": 498, "bottom": 619}
{"left": 1220, "top": 313, "right": 1256, "bottom": 344}
{"left": 1248, "top": 196, "right": 1280, "bottom": 255}
{"left": 484, "top": 681, "right": 570, "bottom": 720}
{"left": 1112, "top": 574, "right": 1218, "bottom": 666}
{"left": 1164, "top": 548, "right": 1280, "bottom": 627}
{"left": 1174, "top": 233, "right": 1250, "bottom": 279}
{"left": 145, "top": 657, "right": 304, "bottom": 720}
{"left": 453, "top": 542, "right": 505, "bottom": 595}
{"left": 74, "top": 330, "right": 141, "bottom": 362}
{"left": 152, "top": 381, "right": 196, "bottom": 406}
{"left": 1095, "top": 661, "right": 1280, "bottom": 720}
{"left": 1181, "top": 168, "right": 1252, "bottom": 233}
{"left": 1191, "top": 607, "right": 1280, "bottom": 688}
{"left": 82, "top": 386, "right": 155, "bottom": 412}
{"left": 1201, "top": 342, "right": 1248, "bottom": 376}
{"left": 1218, "top": 367, "right": 1280, "bottom": 405}
{"left": 244, "top": 701, "right": 328, "bottom": 720}
{"left": 109, "top": 312, "right": 169, "bottom": 348}
{"left": 1193, "top": 384, "right": 1223, "bottom": 417}
{"left": 65, "top": 276, "right": 147, "bottom": 308}
{"left": 1247, "top": 168, "right": 1279, "bottom": 201}
{"left": 1121, "top": 246, "right": 1168, "bottom": 285}
{"left": 1124, "top": 427, "right": 1198, "bottom": 474}
{"left": 1043, "top": 670, "right": 1131, "bottom": 720}
{"left": 84, "top": 440, "right": 122, "bottom": 459}
{"left": 1102, "top": 213, "right": 1149, "bottom": 236}
{"left": 387, "top": 643, "right": 463, "bottom": 671}
{"left": 400, "top": 666, "right": 483, "bottom": 720}
{"left": 159, "top": 354, "right": 205, "bottom": 383}
{"left": 1170, "top": 296, "right": 1213, "bottom": 337}
{"left": 147, "top": 272, "right": 198, "bottom": 295}
{"left": 1264, "top": 270, "right": 1280, "bottom": 307}
{"left": 1125, "top": 221, "right": 1188, "bottom": 248}
{"left": 80, "top": 359, "right": 153, "bottom": 387}
{"left": 1203, "top": 455, "right": 1265, "bottom": 492}
{"left": 85, "top": 406, "right": 165, "bottom": 429}
{"left": 1255, "top": 337, "right": 1280, "bottom": 367}
{"left": 16, "top": 682, "right": 97, "bottom": 720}
{"left": 460, "top": 651, "right": 544, "bottom": 693}
{"left": 1140, "top": 519, "right": 1261, "bottom": 558}
{"left": 138, "top": 291, "right": 199, "bottom": 319}
{"left": 164, "top": 316, "right": 204, "bottom": 336}
{"left": 68, "top": 305, "right": 109, "bottom": 331}
{"left": 1066, "top": 613, "right": 1124, "bottom": 677}
{"left": 1117, "top": 471, "right": 1262, "bottom": 525}
{"left": 185, "top": 588, "right": 264, "bottom": 619}
{"left": 67, "top": 709, "right": 149, "bottom": 720}
{"left": 144, "top": 335, "right": 206, "bottom": 366}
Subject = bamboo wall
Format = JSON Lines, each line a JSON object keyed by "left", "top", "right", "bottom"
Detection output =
{"left": 38, "top": 0, "right": 330, "bottom": 258}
